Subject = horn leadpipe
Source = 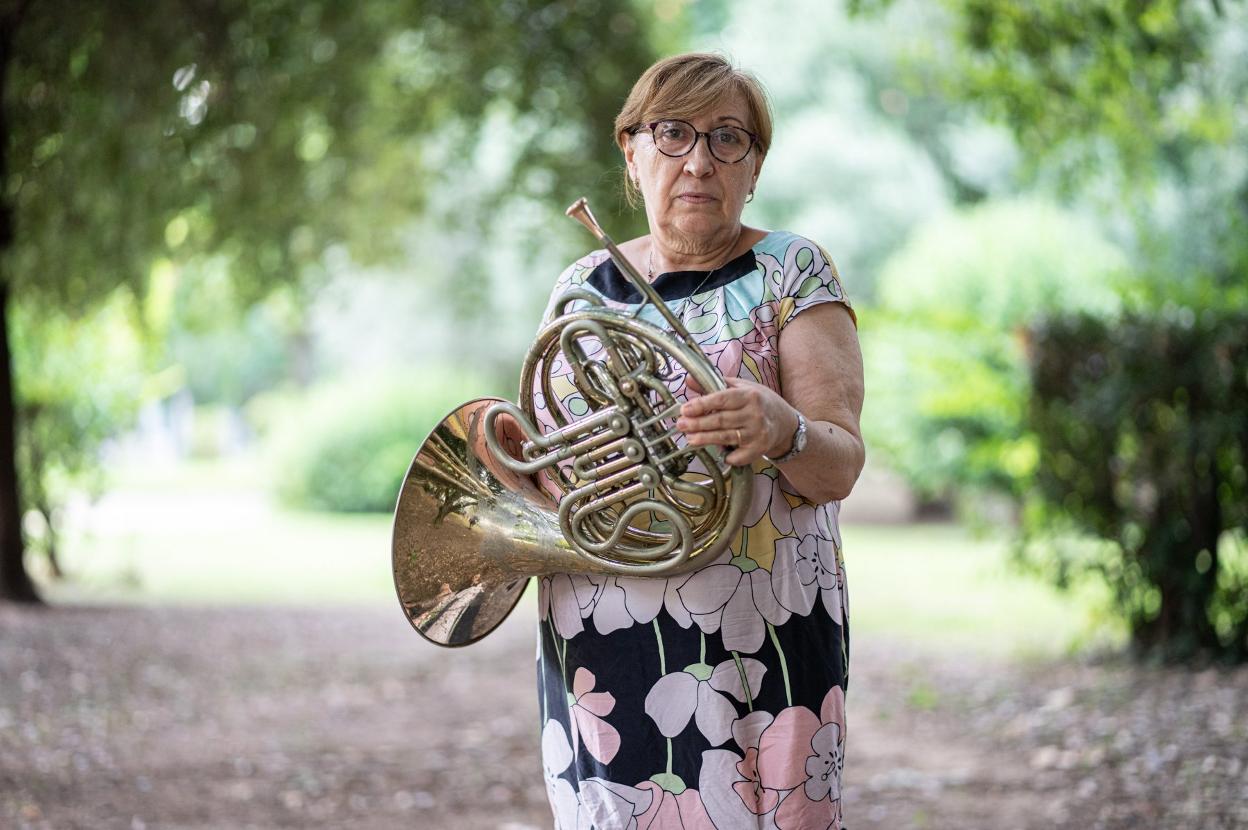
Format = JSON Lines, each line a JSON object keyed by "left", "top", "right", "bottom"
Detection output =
{"left": 565, "top": 198, "right": 705, "bottom": 357}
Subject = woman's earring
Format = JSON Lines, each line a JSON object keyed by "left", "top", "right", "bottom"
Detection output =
{"left": 746, "top": 190, "right": 755, "bottom": 204}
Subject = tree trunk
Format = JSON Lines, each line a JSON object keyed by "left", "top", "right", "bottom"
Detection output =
{"left": 0, "top": 3, "right": 39, "bottom": 602}
{"left": 0, "top": 283, "right": 37, "bottom": 602}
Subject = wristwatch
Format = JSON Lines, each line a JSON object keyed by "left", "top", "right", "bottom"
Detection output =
{"left": 764, "top": 411, "right": 808, "bottom": 464}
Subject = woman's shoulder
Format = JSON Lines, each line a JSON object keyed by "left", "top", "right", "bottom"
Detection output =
{"left": 750, "top": 230, "right": 853, "bottom": 324}
{"left": 752, "top": 230, "right": 840, "bottom": 277}
{"left": 555, "top": 248, "right": 613, "bottom": 289}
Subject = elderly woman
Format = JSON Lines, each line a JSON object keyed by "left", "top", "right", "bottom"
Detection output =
{"left": 536, "top": 53, "right": 864, "bottom": 830}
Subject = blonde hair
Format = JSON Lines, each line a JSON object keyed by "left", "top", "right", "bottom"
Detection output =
{"left": 614, "top": 53, "right": 773, "bottom": 206}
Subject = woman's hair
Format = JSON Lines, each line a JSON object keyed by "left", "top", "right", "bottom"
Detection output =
{"left": 614, "top": 53, "right": 773, "bottom": 206}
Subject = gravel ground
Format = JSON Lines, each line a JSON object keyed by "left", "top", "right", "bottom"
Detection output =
{"left": 1, "top": 602, "right": 1245, "bottom": 829}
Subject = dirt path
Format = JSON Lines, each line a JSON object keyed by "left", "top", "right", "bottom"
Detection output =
{"left": 2, "top": 603, "right": 1244, "bottom": 829}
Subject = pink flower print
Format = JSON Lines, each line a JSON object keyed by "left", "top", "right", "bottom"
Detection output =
{"left": 636, "top": 781, "right": 715, "bottom": 830}
{"left": 644, "top": 658, "right": 765, "bottom": 746}
{"left": 540, "top": 573, "right": 600, "bottom": 639}
{"left": 756, "top": 705, "right": 822, "bottom": 792}
{"left": 773, "top": 686, "right": 846, "bottom": 830}
{"left": 771, "top": 504, "right": 843, "bottom": 624}
{"left": 699, "top": 749, "right": 779, "bottom": 828}
{"left": 804, "top": 722, "right": 843, "bottom": 801}
{"left": 713, "top": 702, "right": 830, "bottom": 825}
{"left": 569, "top": 667, "right": 621, "bottom": 766}
{"left": 678, "top": 564, "right": 791, "bottom": 654}
{"left": 739, "top": 310, "right": 781, "bottom": 391}
{"left": 732, "top": 747, "right": 780, "bottom": 814}
{"left": 702, "top": 338, "right": 744, "bottom": 381}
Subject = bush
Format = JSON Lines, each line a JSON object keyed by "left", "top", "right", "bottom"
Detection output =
{"left": 863, "top": 199, "right": 1125, "bottom": 507}
{"left": 1024, "top": 310, "right": 1248, "bottom": 661}
{"left": 13, "top": 292, "right": 148, "bottom": 575}
{"left": 266, "top": 368, "right": 507, "bottom": 513}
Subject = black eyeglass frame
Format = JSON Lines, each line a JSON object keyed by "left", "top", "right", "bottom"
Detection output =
{"left": 631, "top": 119, "right": 760, "bottom": 164}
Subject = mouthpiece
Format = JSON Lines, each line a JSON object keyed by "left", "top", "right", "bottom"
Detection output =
{"left": 565, "top": 197, "right": 605, "bottom": 241}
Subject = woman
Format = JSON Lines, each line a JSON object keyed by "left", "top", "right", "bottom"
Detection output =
{"left": 535, "top": 53, "right": 864, "bottom": 830}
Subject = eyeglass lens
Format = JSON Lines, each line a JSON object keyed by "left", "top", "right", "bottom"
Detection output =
{"left": 650, "top": 120, "right": 754, "bottom": 163}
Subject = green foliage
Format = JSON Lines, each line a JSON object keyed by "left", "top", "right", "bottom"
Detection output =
{"left": 1024, "top": 310, "right": 1248, "bottom": 661}
{"left": 8, "top": 0, "right": 658, "bottom": 308}
{"left": 163, "top": 261, "right": 301, "bottom": 407}
{"left": 2, "top": 0, "right": 658, "bottom": 589}
{"left": 266, "top": 369, "right": 504, "bottom": 513}
{"left": 864, "top": 199, "right": 1124, "bottom": 503}
{"left": 12, "top": 291, "right": 148, "bottom": 566}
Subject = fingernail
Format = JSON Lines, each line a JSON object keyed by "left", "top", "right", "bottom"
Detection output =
{"left": 676, "top": 419, "right": 688, "bottom": 431}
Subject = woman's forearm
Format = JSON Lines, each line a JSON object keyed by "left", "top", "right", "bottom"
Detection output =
{"left": 768, "top": 410, "right": 865, "bottom": 504}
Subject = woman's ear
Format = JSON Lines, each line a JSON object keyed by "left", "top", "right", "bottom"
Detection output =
{"left": 622, "top": 134, "right": 637, "bottom": 174}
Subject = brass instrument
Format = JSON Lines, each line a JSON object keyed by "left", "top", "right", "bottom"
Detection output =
{"left": 392, "top": 198, "right": 752, "bottom": 647}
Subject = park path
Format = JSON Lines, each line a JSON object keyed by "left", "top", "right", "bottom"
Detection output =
{"left": 3, "top": 601, "right": 1244, "bottom": 829}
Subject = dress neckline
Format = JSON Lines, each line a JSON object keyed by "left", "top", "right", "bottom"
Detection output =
{"left": 586, "top": 231, "right": 778, "bottom": 303}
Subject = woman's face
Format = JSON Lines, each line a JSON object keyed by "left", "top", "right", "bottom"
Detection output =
{"left": 624, "top": 92, "right": 763, "bottom": 254}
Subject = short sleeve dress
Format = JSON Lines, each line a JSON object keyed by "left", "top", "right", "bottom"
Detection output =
{"left": 534, "top": 230, "right": 855, "bottom": 830}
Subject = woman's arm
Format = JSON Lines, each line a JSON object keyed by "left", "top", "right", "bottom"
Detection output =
{"left": 676, "top": 302, "right": 866, "bottom": 504}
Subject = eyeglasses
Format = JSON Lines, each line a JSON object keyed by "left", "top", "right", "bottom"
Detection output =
{"left": 632, "top": 119, "right": 758, "bottom": 164}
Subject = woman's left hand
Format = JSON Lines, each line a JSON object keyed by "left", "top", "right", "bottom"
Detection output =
{"left": 676, "top": 376, "right": 797, "bottom": 467}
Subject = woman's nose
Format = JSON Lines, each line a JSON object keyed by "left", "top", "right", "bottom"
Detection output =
{"left": 682, "top": 135, "right": 716, "bottom": 177}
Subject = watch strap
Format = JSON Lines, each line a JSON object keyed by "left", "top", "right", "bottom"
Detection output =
{"left": 764, "top": 411, "right": 807, "bottom": 464}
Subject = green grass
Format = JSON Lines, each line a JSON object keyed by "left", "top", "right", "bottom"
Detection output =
{"left": 45, "top": 457, "right": 1122, "bottom": 657}
{"left": 842, "top": 522, "right": 1122, "bottom": 658}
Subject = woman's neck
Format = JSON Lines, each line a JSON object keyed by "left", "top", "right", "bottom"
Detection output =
{"left": 648, "top": 223, "right": 744, "bottom": 278}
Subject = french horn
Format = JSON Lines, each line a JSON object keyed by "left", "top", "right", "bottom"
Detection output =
{"left": 392, "top": 198, "right": 752, "bottom": 647}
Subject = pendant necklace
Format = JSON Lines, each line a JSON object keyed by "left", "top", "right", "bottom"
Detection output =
{"left": 645, "top": 230, "right": 743, "bottom": 328}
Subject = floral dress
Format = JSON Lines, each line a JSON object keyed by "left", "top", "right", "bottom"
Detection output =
{"left": 534, "top": 231, "right": 855, "bottom": 830}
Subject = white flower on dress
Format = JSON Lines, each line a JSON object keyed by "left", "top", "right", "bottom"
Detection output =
{"left": 770, "top": 504, "right": 844, "bottom": 625}
{"left": 644, "top": 658, "right": 767, "bottom": 746}
{"left": 678, "top": 563, "right": 790, "bottom": 654}
{"left": 543, "top": 720, "right": 580, "bottom": 830}
{"left": 803, "top": 722, "right": 844, "bottom": 802}
{"left": 540, "top": 573, "right": 600, "bottom": 639}
{"left": 577, "top": 778, "right": 655, "bottom": 830}
{"left": 585, "top": 573, "right": 696, "bottom": 635}
{"left": 698, "top": 748, "right": 782, "bottom": 830}
{"left": 743, "top": 470, "right": 795, "bottom": 534}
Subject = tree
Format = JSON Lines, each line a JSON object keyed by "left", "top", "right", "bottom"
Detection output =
{"left": 853, "top": 0, "right": 1248, "bottom": 658}
{"left": 0, "top": 0, "right": 657, "bottom": 600}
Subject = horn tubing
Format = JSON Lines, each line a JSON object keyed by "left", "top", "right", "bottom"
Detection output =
{"left": 565, "top": 198, "right": 705, "bottom": 356}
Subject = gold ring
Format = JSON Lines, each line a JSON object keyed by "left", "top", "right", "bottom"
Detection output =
{"left": 735, "top": 428, "right": 742, "bottom": 446}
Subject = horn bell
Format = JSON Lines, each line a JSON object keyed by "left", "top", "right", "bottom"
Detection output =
{"left": 392, "top": 397, "right": 581, "bottom": 647}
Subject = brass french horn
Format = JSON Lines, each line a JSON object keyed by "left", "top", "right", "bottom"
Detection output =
{"left": 392, "top": 198, "right": 752, "bottom": 647}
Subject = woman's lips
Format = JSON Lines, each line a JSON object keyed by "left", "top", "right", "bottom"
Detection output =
{"left": 677, "top": 193, "right": 717, "bottom": 203}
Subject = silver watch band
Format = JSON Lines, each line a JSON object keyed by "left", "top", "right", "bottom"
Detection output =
{"left": 764, "top": 411, "right": 807, "bottom": 464}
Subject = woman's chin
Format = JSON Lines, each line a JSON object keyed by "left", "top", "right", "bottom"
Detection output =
{"left": 668, "top": 214, "right": 733, "bottom": 243}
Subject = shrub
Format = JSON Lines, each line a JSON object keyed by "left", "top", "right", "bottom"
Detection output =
{"left": 268, "top": 368, "right": 507, "bottom": 513}
{"left": 1024, "top": 310, "right": 1248, "bottom": 661}
{"left": 863, "top": 199, "right": 1125, "bottom": 507}
{"left": 14, "top": 292, "right": 147, "bottom": 576}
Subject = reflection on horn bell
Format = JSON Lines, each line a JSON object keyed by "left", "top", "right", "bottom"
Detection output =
{"left": 391, "top": 198, "right": 752, "bottom": 648}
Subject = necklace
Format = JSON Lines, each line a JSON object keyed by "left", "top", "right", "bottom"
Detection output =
{"left": 645, "top": 229, "right": 744, "bottom": 325}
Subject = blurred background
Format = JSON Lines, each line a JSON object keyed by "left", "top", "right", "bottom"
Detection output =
{"left": 2, "top": 0, "right": 1246, "bottom": 828}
